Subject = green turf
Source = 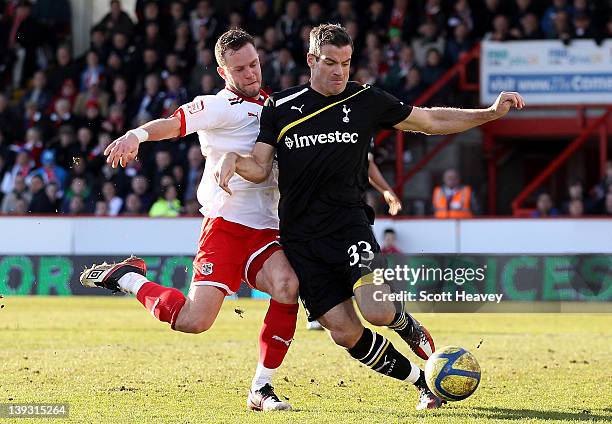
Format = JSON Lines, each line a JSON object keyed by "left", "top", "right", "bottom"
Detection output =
{"left": 1, "top": 297, "right": 611, "bottom": 423}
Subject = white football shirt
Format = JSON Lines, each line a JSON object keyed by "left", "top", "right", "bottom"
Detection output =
{"left": 173, "top": 87, "right": 279, "bottom": 229}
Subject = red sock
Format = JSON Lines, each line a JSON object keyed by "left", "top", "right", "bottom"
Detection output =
{"left": 135, "top": 282, "right": 186, "bottom": 329}
{"left": 259, "top": 299, "right": 299, "bottom": 369}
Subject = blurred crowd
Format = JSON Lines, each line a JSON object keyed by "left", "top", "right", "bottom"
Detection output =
{"left": 0, "top": 0, "right": 610, "bottom": 217}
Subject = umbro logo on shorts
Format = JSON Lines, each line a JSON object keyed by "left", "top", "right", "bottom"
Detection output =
{"left": 284, "top": 131, "right": 358, "bottom": 150}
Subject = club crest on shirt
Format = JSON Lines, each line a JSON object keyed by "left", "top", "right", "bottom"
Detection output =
{"left": 187, "top": 100, "right": 205, "bottom": 114}
{"left": 201, "top": 262, "right": 213, "bottom": 275}
{"left": 342, "top": 104, "right": 351, "bottom": 123}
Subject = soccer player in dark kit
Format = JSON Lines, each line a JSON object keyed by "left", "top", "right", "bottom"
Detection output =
{"left": 216, "top": 24, "right": 524, "bottom": 410}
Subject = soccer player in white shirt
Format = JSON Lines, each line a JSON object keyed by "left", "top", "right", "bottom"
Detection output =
{"left": 80, "top": 30, "right": 297, "bottom": 412}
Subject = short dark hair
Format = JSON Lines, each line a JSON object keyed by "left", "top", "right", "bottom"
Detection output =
{"left": 309, "top": 24, "right": 353, "bottom": 57}
{"left": 214, "top": 29, "right": 255, "bottom": 67}
{"left": 384, "top": 228, "right": 396, "bottom": 235}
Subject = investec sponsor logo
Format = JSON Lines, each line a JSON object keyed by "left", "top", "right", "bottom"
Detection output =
{"left": 284, "top": 132, "right": 358, "bottom": 149}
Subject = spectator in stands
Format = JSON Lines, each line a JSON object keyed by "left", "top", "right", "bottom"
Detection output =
{"left": 421, "top": 48, "right": 446, "bottom": 87}
{"left": 95, "top": 200, "right": 110, "bottom": 216}
{"left": 0, "top": 93, "right": 20, "bottom": 144}
{"left": 149, "top": 184, "right": 181, "bottom": 217}
{"left": 532, "top": 192, "right": 560, "bottom": 217}
{"left": 134, "top": 74, "right": 165, "bottom": 123}
{"left": 514, "top": 13, "right": 544, "bottom": 40}
{"left": 167, "top": 1, "right": 186, "bottom": 33}
{"left": 80, "top": 51, "right": 105, "bottom": 92}
{"left": 131, "top": 174, "right": 153, "bottom": 211}
{"left": 49, "top": 97, "right": 77, "bottom": 129}
{"left": 592, "top": 161, "right": 612, "bottom": 213}
{"left": 101, "top": 181, "right": 123, "bottom": 216}
{"left": 48, "top": 125, "right": 75, "bottom": 169}
{"left": 604, "top": 193, "right": 612, "bottom": 215}
{"left": 381, "top": 228, "right": 402, "bottom": 254}
{"left": 385, "top": 44, "right": 417, "bottom": 90}
{"left": 67, "top": 195, "right": 85, "bottom": 215}
{"left": 88, "top": 132, "right": 112, "bottom": 174}
{"left": 61, "top": 176, "right": 90, "bottom": 213}
{"left": 6, "top": 0, "right": 45, "bottom": 87}
{"left": 550, "top": 10, "right": 572, "bottom": 42}
{"left": 1, "top": 150, "right": 35, "bottom": 195}
{"left": 485, "top": 14, "right": 513, "bottom": 41}
{"left": 74, "top": 80, "right": 109, "bottom": 118}
{"left": 567, "top": 199, "right": 584, "bottom": 217}
{"left": 28, "top": 174, "right": 54, "bottom": 213}
{"left": 412, "top": 21, "right": 445, "bottom": 67}
{"left": 572, "top": 12, "right": 597, "bottom": 39}
{"left": 1, "top": 174, "right": 31, "bottom": 214}
{"left": 161, "top": 73, "right": 188, "bottom": 116}
{"left": 277, "top": 0, "right": 302, "bottom": 54}
{"left": 247, "top": 0, "right": 274, "bottom": 37}
{"left": 29, "top": 149, "right": 67, "bottom": 189}
{"left": 184, "top": 144, "right": 204, "bottom": 201}
{"left": 172, "top": 21, "right": 195, "bottom": 71}
{"left": 45, "top": 182, "right": 61, "bottom": 212}
{"left": 448, "top": 0, "right": 474, "bottom": 33}
{"left": 23, "top": 127, "right": 44, "bottom": 161}
{"left": 122, "top": 193, "right": 143, "bottom": 215}
{"left": 396, "top": 67, "right": 425, "bottom": 104}
{"left": 563, "top": 179, "right": 593, "bottom": 214}
{"left": 97, "top": 0, "right": 134, "bottom": 40}
{"left": 432, "top": 168, "right": 476, "bottom": 218}
{"left": 363, "top": 1, "right": 387, "bottom": 38}
{"left": 541, "top": 0, "right": 573, "bottom": 38}
{"left": 446, "top": 23, "right": 474, "bottom": 65}
{"left": 20, "top": 71, "right": 52, "bottom": 113}
{"left": 74, "top": 127, "right": 94, "bottom": 158}
{"left": 190, "top": 0, "right": 220, "bottom": 42}
{"left": 183, "top": 197, "right": 200, "bottom": 216}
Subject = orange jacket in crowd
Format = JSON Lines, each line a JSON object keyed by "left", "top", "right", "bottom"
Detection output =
{"left": 432, "top": 185, "right": 474, "bottom": 218}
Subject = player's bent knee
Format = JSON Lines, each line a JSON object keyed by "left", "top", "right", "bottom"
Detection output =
{"left": 362, "top": 309, "right": 394, "bottom": 327}
{"left": 328, "top": 327, "right": 362, "bottom": 349}
{"left": 176, "top": 317, "right": 213, "bottom": 334}
{"left": 270, "top": 272, "right": 299, "bottom": 303}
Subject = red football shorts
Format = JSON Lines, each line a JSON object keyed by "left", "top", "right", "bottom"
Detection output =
{"left": 191, "top": 217, "right": 282, "bottom": 296}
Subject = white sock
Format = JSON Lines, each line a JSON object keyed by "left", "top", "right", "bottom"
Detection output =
{"left": 406, "top": 363, "right": 421, "bottom": 384}
{"left": 251, "top": 363, "right": 276, "bottom": 392}
{"left": 118, "top": 272, "right": 148, "bottom": 295}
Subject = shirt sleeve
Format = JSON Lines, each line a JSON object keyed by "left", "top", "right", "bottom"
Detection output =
{"left": 255, "top": 96, "right": 278, "bottom": 147}
{"left": 172, "top": 95, "right": 229, "bottom": 136}
{"left": 370, "top": 86, "right": 413, "bottom": 129}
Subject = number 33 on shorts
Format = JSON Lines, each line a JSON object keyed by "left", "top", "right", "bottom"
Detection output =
{"left": 347, "top": 241, "right": 374, "bottom": 267}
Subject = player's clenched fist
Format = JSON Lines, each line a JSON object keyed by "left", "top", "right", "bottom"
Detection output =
{"left": 489, "top": 91, "right": 525, "bottom": 118}
{"left": 104, "top": 132, "right": 140, "bottom": 168}
{"left": 215, "top": 152, "right": 238, "bottom": 195}
{"left": 383, "top": 190, "right": 402, "bottom": 216}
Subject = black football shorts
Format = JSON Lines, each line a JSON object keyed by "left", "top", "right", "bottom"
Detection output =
{"left": 283, "top": 222, "right": 385, "bottom": 320}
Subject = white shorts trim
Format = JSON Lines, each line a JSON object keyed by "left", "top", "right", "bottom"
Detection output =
{"left": 191, "top": 280, "right": 236, "bottom": 295}
{"left": 243, "top": 240, "right": 281, "bottom": 287}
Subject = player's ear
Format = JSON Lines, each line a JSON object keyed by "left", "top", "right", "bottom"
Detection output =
{"left": 306, "top": 53, "right": 316, "bottom": 69}
{"left": 217, "top": 66, "right": 226, "bottom": 81}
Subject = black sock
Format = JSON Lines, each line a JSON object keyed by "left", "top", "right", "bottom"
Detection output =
{"left": 388, "top": 312, "right": 414, "bottom": 339}
{"left": 347, "top": 328, "right": 421, "bottom": 383}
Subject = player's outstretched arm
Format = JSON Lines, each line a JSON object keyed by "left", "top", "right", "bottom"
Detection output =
{"left": 104, "top": 116, "right": 182, "bottom": 168}
{"left": 215, "top": 142, "right": 275, "bottom": 194}
{"left": 368, "top": 160, "right": 402, "bottom": 216}
{"left": 394, "top": 91, "right": 525, "bottom": 135}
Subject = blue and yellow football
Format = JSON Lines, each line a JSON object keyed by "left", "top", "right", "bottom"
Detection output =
{"left": 424, "top": 346, "right": 481, "bottom": 402}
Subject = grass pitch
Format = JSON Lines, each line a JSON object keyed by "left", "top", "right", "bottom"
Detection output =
{"left": 1, "top": 297, "right": 611, "bottom": 423}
